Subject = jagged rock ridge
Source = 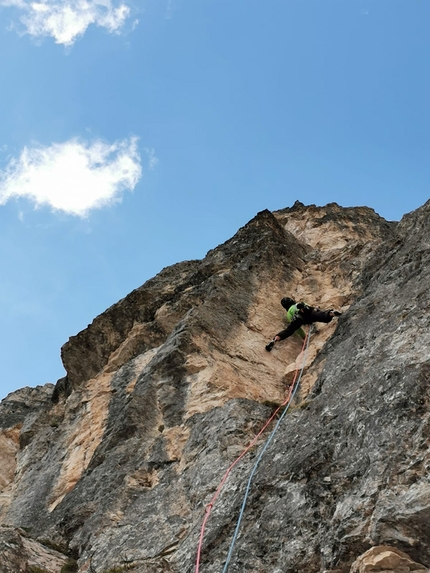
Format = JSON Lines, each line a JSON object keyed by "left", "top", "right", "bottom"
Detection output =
{"left": 0, "top": 200, "right": 429, "bottom": 573}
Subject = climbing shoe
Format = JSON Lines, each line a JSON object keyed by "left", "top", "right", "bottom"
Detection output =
{"left": 333, "top": 311, "right": 342, "bottom": 317}
{"left": 265, "top": 340, "right": 275, "bottom": 352}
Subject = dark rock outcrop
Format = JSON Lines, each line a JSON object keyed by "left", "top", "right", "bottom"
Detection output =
{"left": 0, "top": 525, "right": 70, "bottom": 573}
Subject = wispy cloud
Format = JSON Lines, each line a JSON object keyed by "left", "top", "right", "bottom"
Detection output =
{"left": 145, "top": 148, "right": 158, "bottom": 170}
{"left": 0, "top": 0, "right": 131, "bottom": 46}
{"left": 0, "top": 137, "right": 142, "bottom": 217}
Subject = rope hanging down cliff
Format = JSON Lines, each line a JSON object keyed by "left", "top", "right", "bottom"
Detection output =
{"left": 195, "top": 328, "right": 312, "bottom": 573}
{"left": 221, "top": 327, "right": 312, "bottom": 572}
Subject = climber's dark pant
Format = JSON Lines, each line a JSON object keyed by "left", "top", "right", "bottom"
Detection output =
{"left": 276, "top": 310, "right": 333, "bottom": 341}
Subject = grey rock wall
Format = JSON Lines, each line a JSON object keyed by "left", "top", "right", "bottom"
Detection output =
{"left": 0, "top": 200, "right": 429, "bottom": 573}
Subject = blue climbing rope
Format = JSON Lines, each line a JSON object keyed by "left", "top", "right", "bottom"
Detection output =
{"left": 221, "top": 327, "right": 313, "bottom": 573}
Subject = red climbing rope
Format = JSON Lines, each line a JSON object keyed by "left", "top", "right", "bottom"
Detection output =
{"left": 194, "top": 333, "right": 309, "bottom": 572}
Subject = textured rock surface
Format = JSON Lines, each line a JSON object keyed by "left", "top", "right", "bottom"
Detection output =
{"left": 0, "top": 525, "right": 70, "bottom": 573}
{"left": 0, "top": 200, "right": 429, "bottom": 573}
{"left": 350, "top": 546, "right": 428, "bottom": 572}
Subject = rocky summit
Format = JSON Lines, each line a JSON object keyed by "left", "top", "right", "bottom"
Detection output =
{"left": 0, "top": 200, "right": 429, "bottom": 573}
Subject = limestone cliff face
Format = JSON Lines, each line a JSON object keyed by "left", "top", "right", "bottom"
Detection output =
{"left": 0, "top": 201, "right": 429, "bottom": 573}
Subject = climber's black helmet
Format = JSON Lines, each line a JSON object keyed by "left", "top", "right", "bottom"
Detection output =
{"left": 281, "top": 297, "right": 296, "bottom": 310}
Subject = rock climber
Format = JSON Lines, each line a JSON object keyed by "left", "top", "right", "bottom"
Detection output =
{"left": 265, "top": 297, "right": 342, "bottom": 351}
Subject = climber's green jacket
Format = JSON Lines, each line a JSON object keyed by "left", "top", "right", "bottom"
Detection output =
{"left": 286, "top": 303, "right": 300, "bottom": 322}
{"left": 285, "top": 304, "right": 306, "bottom": 339}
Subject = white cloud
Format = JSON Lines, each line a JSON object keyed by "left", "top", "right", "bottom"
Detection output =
{"left": 0, "top": 137, "right": 142, "bottom": 217}
{"left": 0, "top": 0, "right": 131, "bottom": 46}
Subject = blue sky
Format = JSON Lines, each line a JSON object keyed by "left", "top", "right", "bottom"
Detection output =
{"left": 0, "top": 0, "right": 429, "bottom": 400}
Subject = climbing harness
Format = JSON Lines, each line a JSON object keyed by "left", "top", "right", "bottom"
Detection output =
{"left": 195, "top": 328, "right": 312, "bottom": 573}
